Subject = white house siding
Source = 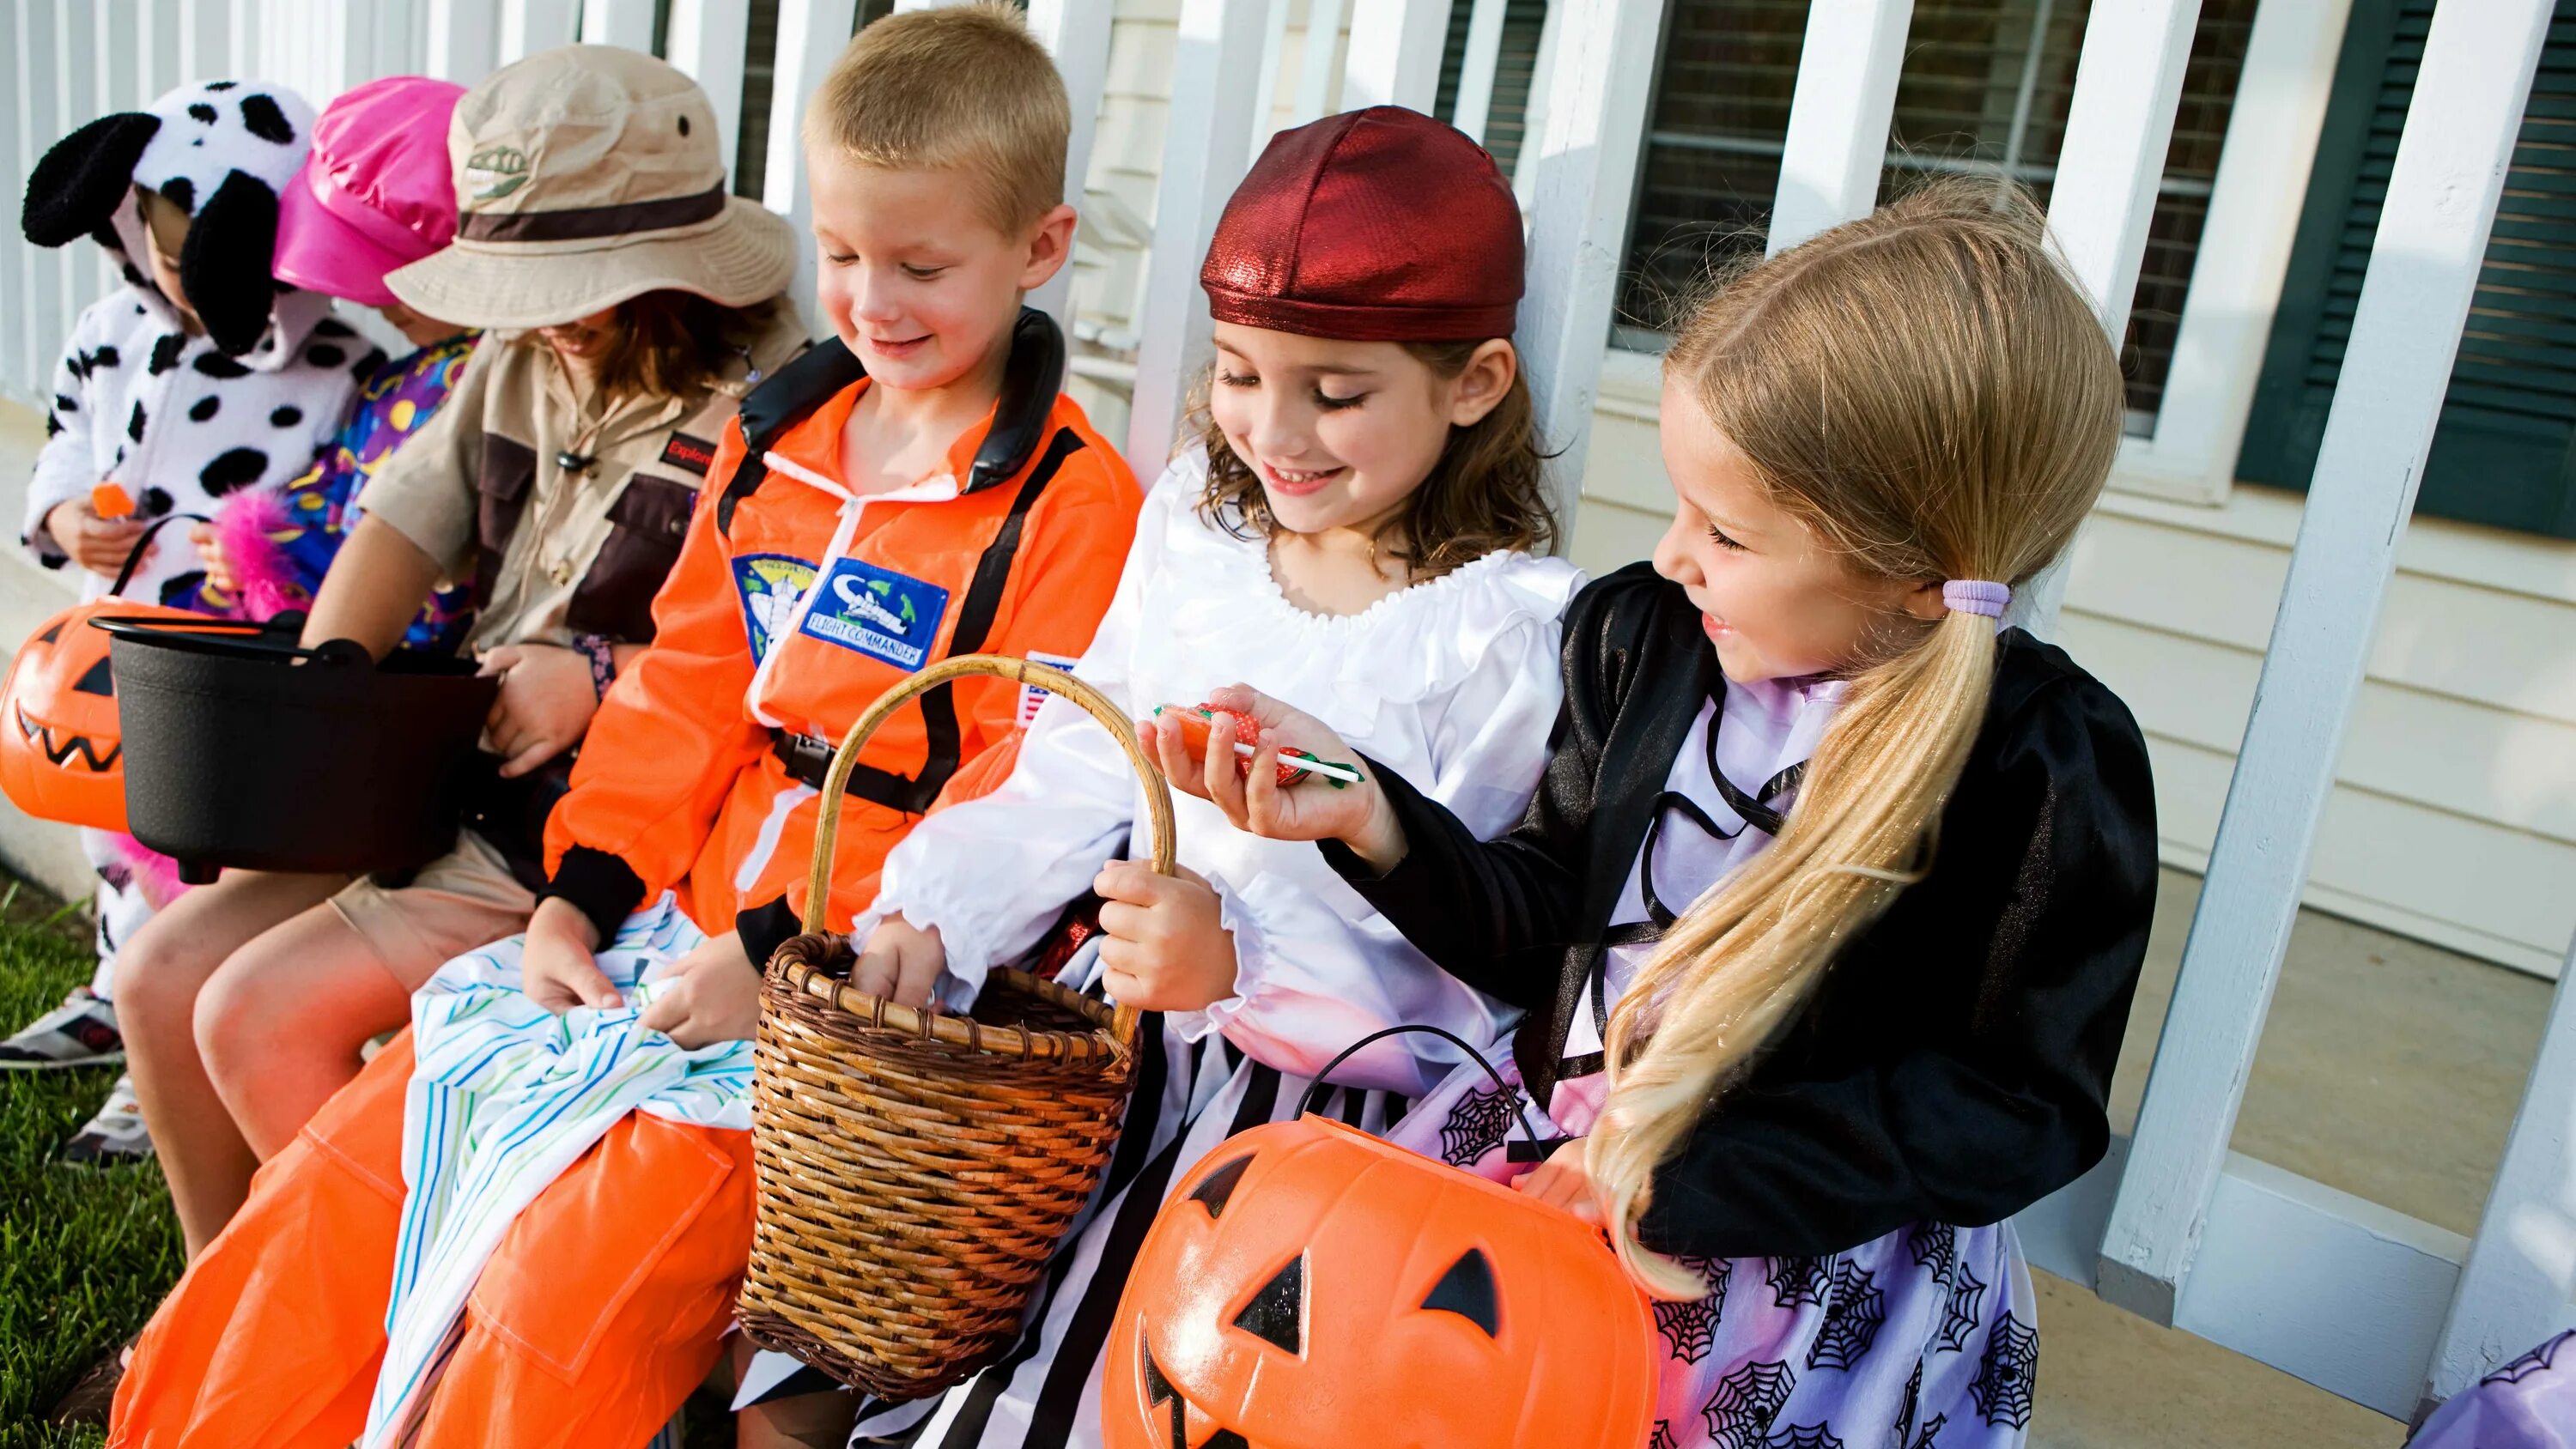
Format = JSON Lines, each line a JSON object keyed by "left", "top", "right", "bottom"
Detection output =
{"left": 1580, "top": 351, "right": 2576, "bottom": 979}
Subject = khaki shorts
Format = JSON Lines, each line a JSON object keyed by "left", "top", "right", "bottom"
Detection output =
{"left": 329, "top": 830, "right": 539, "bottom": 991}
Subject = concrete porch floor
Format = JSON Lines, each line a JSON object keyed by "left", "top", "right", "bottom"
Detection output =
{"left": 2030, "top": 867, "right": 2555, "bottom": 1447}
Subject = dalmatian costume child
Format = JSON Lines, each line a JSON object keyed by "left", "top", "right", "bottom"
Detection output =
{"left": 3, "top": 82, "right": 373, "bottom": 1158}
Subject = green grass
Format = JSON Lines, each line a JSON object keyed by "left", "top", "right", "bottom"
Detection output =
{"left": 0, "top": 888, "right": 180, "bottom": 1446}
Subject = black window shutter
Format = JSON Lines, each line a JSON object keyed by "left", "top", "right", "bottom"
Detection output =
{"left": 2237, "top": 0, "right": 2576, "bottom": 540}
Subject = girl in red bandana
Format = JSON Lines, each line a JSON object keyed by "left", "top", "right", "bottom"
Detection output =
{"left": 735, "top": 107, "right": 1587, "bottom": 1447}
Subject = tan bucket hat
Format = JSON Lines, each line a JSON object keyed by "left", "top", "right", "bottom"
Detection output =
{"left": 386, "top": 45, "right": 795, "bottom": 328}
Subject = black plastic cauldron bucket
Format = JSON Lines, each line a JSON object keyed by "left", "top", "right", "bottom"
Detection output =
{"left": 97, "top": 617, "right": 500, "bottom": 881}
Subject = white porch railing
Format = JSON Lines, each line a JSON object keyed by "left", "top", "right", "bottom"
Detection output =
{"left": 0, "top": 0, "right": 2567, "bottom": 1426}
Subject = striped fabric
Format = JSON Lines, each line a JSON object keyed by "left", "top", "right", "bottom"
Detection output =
{"left": 363, "top": 894, "right": 754, "bottom": 1449}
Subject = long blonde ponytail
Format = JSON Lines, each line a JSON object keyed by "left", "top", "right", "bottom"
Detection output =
{"left": 1596, "top": 179, "right": 2125, "bottom": 1297}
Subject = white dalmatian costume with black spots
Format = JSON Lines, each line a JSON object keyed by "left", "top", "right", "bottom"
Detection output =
{"left": 17, "top": 80, "right": 373, "bottom": 991}
{"left": 21, "top": 79, "right": 373, "bottom": 610}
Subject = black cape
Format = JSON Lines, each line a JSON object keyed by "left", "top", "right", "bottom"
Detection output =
{"left": 1322, "top": 563, "right": 2159, "bottom": 1259}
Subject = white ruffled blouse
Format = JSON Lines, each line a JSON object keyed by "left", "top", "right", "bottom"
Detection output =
{"left": 866, "top": 449, "right": 1583, "bottom": 1094}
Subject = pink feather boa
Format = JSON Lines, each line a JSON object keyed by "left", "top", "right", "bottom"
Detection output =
{"left": 206, "top": 488, "right": 310, "bottom": 622}
{"left": 99, "top": 831, "right": 189, "bottom": 911}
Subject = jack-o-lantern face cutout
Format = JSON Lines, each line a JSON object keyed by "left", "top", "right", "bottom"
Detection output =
{"left": 0, "top": 601, "right": 191, "bottom": 832}
{"left": 1103, "top": 1115, "right": 1658, "bottom": 1449}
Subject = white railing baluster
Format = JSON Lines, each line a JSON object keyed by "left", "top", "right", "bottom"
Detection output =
{"left": 177, "top": 0, "right": 231, "bottom": 84}
{"left": 1288, "top": 0, "right": 1346, "bottom": 126}
{"left": 763, "top": 0, "right": 860, "bottom": 335}
{"left": 369, "top": 0, "right": 423, "bottom": 82}
{"left": 0, "top": 0, "right": 25, "bottom": 404}
{"left": 2097, "top": 0, "right": 2555, "bottom": 1328}
{"left": 1340, "top": 0, "right": 1451, "bottom": 114}
{"left": 328, "top": 0, "right": 375, "bottom": 103}
{"left": 426, "top": 0, "right": 500, "bottom": 82}
{"left": 58, "top": 0, "right": 102, "bottom": 332}
{"left": 1025, "top": 0, "right": 1115, "bottom": 323}
{"left": 2123, "top": 0, "right": 2351, "bottom": 507}
{"left": 1766, "top": 0, "right": 1911, "bottom": 255}
{"left": 224, "top": 0, "right": 259, "bottom": 82}
{"left": 2048, "top": 0, "right": 2202, "bottom": 349}
{"left": 579, "top": 0, "right": 657, "bottom": 52}
{"left": 94, "top": 0, "right": 142, "bottom": 313}
{"left": 138, "top": 0, "right": 185, "bottom": 102}
{"left": 16, "top": 0, "right": 64, "bottom": 398}
{"left": 1124, "top": 0, "right": 1266, "bottom": 475}
{"left": 1248, "top": 0, "right": 1289, "bottom": 161}
{"left": 1510, "top": 0, "right": 1559, "bottom": 203}
{"left": 663, "top": 0, "right": 751, "bottom": 163}
{"left": 1517, "top": 0, "right": 1660, "bottom": 546}
{"left": 2009, "top": 0, "right": 2200, "bottom": 638}
{"left": 499, "top": 0, "right": 580, "bottom": 64}
{"left": 2425, "top": 925, "right": 2576, "bottom": 1408}
{"left": 1449, "top": 0, "right": 1508, "bottom": 143}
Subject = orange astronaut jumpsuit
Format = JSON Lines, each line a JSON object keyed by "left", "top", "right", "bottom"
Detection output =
{"left": 110, "top": 318, "right": 1142, "bottom": 1448}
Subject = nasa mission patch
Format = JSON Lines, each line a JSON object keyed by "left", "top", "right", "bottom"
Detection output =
{"left": 732, "top": 554, "right": 817, "bottom": 664}
{"left": 796, "top": 558, "right": 951, "bottom": 671}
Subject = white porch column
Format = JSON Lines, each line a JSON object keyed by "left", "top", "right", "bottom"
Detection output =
{"left": 1288, "top": 0, "right": 1347, "bottom": 126}
{"left": 663, "top": 0, "right": 753, "bottom": 169}
{"left": 1449, "top": 0, "right": 1510, "bottom": 143}
{"left": 2096, "top": 0, "right": 2555, "bottom": 1328}
{"left": 2018, "top": 0, "right": 2204, "bottom": 637}
{"left": 1516, "top": 0, "right": 1661, "bottom": 547}
{"left": 1025, "top": 0, "right": 1115, "bottom": 323}
{"left": 499, "top": 0, "right": 581, "bottom": 64}
{"left": 426, "top": 0, "right": 501, "bottom": 82}
{"left": 763, "top": 0, "right": 861, "bottom": 335}
{"left": 2425, "top": 915, "right": 2576, "bottom": 1407}
{"left": 1766, "top": 0, "right": 1911, "bottom": 256}
{"left": 578, "top": 0, "right": 657, "bottom": 52}
{"left": 1124, "top": 0, "right": 1267, "bottom": 474}
{"left": 1341, "top": 0, "right": 1453, "bottom": 115}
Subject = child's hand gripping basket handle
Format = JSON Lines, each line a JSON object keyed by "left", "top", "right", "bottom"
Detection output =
{"left": 745, "top": 653, "right": 1178, "bottom": 1397}
{"left": 792, "top": 651, "right": 1170, "bottom": 1049}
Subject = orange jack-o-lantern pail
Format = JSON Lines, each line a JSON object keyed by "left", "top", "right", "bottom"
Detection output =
{"left": 0, "top": 599, "right": 200, "bottom": 832}
{"left": 1103, "top": 1113, "right": 1661, "bottom": 1449}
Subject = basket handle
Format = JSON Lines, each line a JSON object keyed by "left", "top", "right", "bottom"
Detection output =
{"left": 801, "top": 652, "right": 1175, "bottom": 1048}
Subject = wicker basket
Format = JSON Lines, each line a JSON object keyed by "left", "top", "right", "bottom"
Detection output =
{"left": 738, "top": 654, "right": 1168, "bottom": 1400}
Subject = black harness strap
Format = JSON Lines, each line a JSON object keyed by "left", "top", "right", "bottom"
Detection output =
{"left": 715, "top": 339, "right": 864, "bottom": 535}
{"left": 732, "top": 309, "right": 1074, "bottom": 815}
{"left": 718, "top": 307, "right": 1065, "bottom": 537}
{"left": 771, "top": 426, "right": 1089, "bottom": 815}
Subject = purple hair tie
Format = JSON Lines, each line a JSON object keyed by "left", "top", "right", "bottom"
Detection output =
{"left": 1942, "top": 579, "right": 2010, "bottom": 627}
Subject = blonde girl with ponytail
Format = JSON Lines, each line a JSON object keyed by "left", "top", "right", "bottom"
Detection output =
{"left": 1157, "top": 178, "right": 2160, "bottom": 1448}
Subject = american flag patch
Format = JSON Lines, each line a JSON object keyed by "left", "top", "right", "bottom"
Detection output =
{"left": 1020, "top": 652, "right": 1082, "bottom": 727}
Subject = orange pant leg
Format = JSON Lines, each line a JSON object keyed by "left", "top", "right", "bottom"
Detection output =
{"left": 109, "top": 1034, "right": 416, "bottom": 1449}
{"left": 407, "top": 1116, "right": 757, "bottom": 1449}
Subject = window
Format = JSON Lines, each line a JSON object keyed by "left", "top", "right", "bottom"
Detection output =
{"left": 2237, "top": 0, "right": 2576, "bottom": 540}
{"left": 1617, "top": 0, "right": 2259, "bottom": 433}
{"left": 1433, "top": 0, "right": 1553, "bottom": 177}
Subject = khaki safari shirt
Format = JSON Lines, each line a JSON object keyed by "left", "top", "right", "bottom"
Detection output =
{"left": 357, "top": 306, "right": 811, "bottom": 652}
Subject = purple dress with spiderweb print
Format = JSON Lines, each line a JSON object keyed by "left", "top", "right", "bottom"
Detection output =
{"left": 1382, "top": 680, "right": 2039, "bottom": 1449}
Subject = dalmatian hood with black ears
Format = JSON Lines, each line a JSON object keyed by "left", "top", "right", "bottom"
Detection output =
{"left": 18, "top": 82, "right": 375, "bottom": 606}
{"left": 22, "top": 80, "right": 333, "bottom": 363}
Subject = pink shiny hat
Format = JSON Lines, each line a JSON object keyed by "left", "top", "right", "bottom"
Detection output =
{"left": 272, "top": 76, "right": 465, "bottom": 307}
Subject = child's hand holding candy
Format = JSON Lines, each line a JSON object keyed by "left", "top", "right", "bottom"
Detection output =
{"left": 1140, "top": 683, "right": 1410, "bottom": 872}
